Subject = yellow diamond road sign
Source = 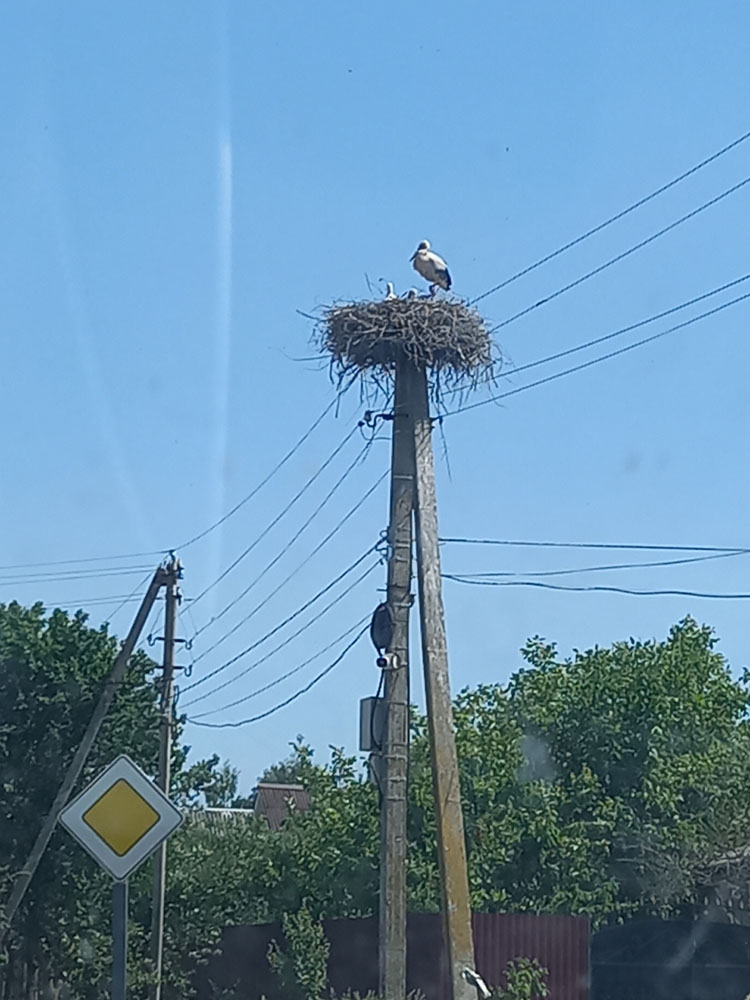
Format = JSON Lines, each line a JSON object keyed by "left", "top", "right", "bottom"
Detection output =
{"left": 83, "top": 779, "right": 160, "bottom": 856}
{"left": 59, "top": 755, "right": 183, "bottom": 881}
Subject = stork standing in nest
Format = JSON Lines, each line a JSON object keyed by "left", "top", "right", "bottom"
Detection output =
{"left": 411, "top": 239, "right": 451, "bottom": 296}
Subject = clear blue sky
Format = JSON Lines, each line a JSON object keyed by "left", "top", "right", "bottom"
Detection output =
{"left": 2, "top": 2, "right": 749, "bottom": 796}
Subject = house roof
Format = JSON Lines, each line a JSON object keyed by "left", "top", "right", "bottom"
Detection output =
{"left": 184, "top": 808, "right": 255, "bottom": 831}
{"left": 253, "top": 782, "right": 310, "bottom": 831}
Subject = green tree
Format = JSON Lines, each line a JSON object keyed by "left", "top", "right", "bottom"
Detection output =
{"left": 507, "top": 617, "right": 750, "bottom": 915}
{"left": 0, "top": 600, "right": 241, "bottom": 999}
{"left": 408, "top": 616, "right": 750, "bottom": 921}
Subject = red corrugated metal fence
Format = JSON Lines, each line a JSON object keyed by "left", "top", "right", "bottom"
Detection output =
{"left": 194, "top": 912, "right": 590, "bottom": 999}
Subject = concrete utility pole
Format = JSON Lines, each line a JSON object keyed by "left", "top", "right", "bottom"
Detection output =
{"left": 150, "top": 557, "right": 181, "bottom": 1000}
{"left": 379, "top": 350, "right": 417, "bottom": 1000}
{"left": 412, "top": 367, "right": 476, "bottom": 1000}
{"left": 0, "top": 566, "right": 168, "bottom": 949}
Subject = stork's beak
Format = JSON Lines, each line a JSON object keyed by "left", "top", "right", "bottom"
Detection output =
{"left": 409, "top": 251, "right": 417, "bottom": 261}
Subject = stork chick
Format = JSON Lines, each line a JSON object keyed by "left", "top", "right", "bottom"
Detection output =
{"left": 410, "top": 239, "right": 451, "bottom": 296}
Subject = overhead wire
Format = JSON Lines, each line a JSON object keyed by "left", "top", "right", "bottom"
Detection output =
{"left": 49, "top": 545, "right": 748, "bottom": 611}
{"left": 137, "top": 600, "right": 165, "bottom": 655}
{"left": 485, "top": 173, "right": 750, "bottom": 336}
{"left": 469, "top": 128, "right": 750, "bottom": 307}
{"left": 443, "top": 576, "right": 750, "bottom": 600}
{"left": 102, "top": 569, "right": 157, "bottom": 626}
{"left": 188, "top": 614, "right": 371, "bottom": 718}
{"left": 45, "top": 594, "right": 150, "bottom": 609}
{"left": 193, "top": 435, "right": 381, "bottom": 642}
{"left": 0, "top": 551, "right": 164, "bottom": 571}
{"left": 192, "top": 468, "right": 388, "bottom": 661}
{"left": 180, "top": 545, "right": 380, "bottom": 694}
{"left": 181, "top": 560, "right": 378, "bottom": 706}
{"left": 189, "top": 423, "right": 360, "bottom": 611}
{"left": 176, "top": 381, "right": 356, "bottom": 550}
{"left": 445, "top": 550, "right": 749, "bottom": 579}
{"left": 444, "top": 288, "right": 750, "bottom": 417}
{"left": 178, "top": 599, "right": 197, "bottom": 648}
{"left": 0, "top": 565, "right": 155, "bottom": 585}
{"left": 484, "top": 271, "right": 750, "bottom": 386}
{"left": 439, "top": 538, "right": 750, "bottom": 553}
{"left": 186, "top": 623, "right": 370, "bottom": 729}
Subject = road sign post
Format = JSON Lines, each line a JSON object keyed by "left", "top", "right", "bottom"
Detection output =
{"left": 59, "top": 755, "right": 184, "bottom": 998}
{"left": 112, "top": 880, "right": 128, "bottom": 1000}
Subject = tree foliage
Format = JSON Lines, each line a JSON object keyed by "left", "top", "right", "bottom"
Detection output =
{"left": 3, "top": 604, "right": 750, "bottom": 998}
{"left": 267, "top": 907, "right": 330, "bottom": 1000}
{"left": 0, "top": 601, "right": 241, "bottom": 998}
{"left": 492, "top": 958, "right": 549, "bottom": 1000}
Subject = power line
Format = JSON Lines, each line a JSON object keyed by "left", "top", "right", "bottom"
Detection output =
{"left": 0, "top": 551, "right": 164, "bottom": 572}
{"left": 182, "top": 561, "right": 377, "bottom": 706}
{"left": 176, "top": 382, "right": 355, "bottom": 550}
{"left": 137, "top": 600, "right": 165, "bottom": 654}
{"left": 189, "top": 424, "right": 360, "bottom": 610}
{"left": 444, "top": 287, "right": 750, "bottom": 417}
{"left": 182, "top": 562, "right": 377, "bottom": 708}
{"left": 178, "top": 600, "right": 197, "bottom": 648}
{"left": 439, "top": 538, "right": 750, "bottom": 553}
{"left": 181, "top": 546, "right": 380, "bottom": 694}
{"left": 448, "top": 550, "right": 750, "bottom": 579}
{"left": 0, "top": 565, "right": 155, "bottom": 586}
{"left": 469, "top": 128, "right": 750, "bottom": 307}
{"left": 102, "top": 570, "right": 157, "bottom": 625}
{"left": 43, "top": 594, "right": 150, "bottom": 609}
{"left": 443, "top": 576, "right": 750, "bottom": 600}
{"left": 185, "top": 624, "right": 369, "bottom": 729}
{"left": 490, "top": 271, "right": 750, "bottom": 385}
{"left": 184, "top": 601, "right": 201, "bottom": 637}
{"left": 188, "top": 614, "right": 371, "bottom": 718}
{"left": 193, "top": 438, "right": 378, "bottom": 642}
{"left": 486, "top": 173, "right": 750, "bottom": 335}
{"left": 192, "top": 469, "right": 387, "bottom": 660}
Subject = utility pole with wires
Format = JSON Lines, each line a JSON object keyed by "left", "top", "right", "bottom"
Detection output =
{"left": 378, "top": 350, "right": 418, "bottom": 1000}
{"left": 322, "top": 285, "right": 489, "bottom": 1000}
{"left": 0, "top": 565, "right": 168, "bottom": 950}
{"left": 150, "top": 556, "right": 182, "bottom": 1000}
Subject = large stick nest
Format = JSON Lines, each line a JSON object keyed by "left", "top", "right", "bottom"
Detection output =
{"left": 315, "top": 296, "right": 497, "bottom": 399}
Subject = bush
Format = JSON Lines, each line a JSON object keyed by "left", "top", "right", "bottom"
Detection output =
{"left": 268, "top": 907, "right": 330, "bottom": 1000}
{"left": 493, "top": 958, "right": 549, "bottom": 1000}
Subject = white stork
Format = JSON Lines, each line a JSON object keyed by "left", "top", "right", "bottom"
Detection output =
{"left": 410, "top": 239, "right": 451, "bottom": 295}
{"left": 385, "top": 282, "right": 397, "bottom": 299}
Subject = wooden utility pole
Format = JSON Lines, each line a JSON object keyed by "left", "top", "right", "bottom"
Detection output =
{"left": 0, "top": 566, "right": 167, "bottom": 949}
{"left": 379, "top": 350, "right": 416, "bottom": 1000}
{"left": 412, "top": 367, "right": 476, "bottom": 1000}
{"left": 150, "top": 557, "right": 181, "bottom": 1000}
